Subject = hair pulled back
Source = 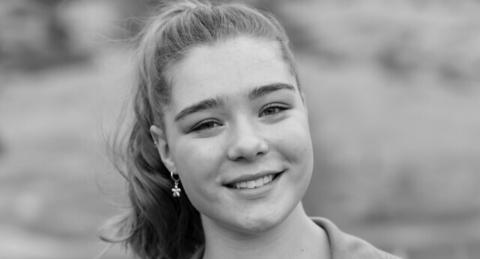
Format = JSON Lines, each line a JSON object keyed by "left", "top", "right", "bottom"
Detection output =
{"left": 104, "top": 1, "right": 298, "bottom": 259}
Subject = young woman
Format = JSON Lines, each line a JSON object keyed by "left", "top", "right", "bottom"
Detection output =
{"left": 105, "top": 1, "right": 401, "bottom": 259}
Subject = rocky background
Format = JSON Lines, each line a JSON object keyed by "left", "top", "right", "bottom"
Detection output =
{"left": 1, "top": 0, "right": 479, "bottom": 258}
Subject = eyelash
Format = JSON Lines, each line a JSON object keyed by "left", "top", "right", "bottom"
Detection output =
{"left": 190, "top": 119, "right": 222, "bottom": 132}
{"left": 189, "top": 103, "right": 289, "bottom": 133}
{"left": 259, "top": 103, "right": 289, "bottom": 117}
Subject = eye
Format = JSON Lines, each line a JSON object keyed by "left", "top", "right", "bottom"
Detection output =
{"left": 190, "top": 119, "right": 222, "bottom": 132}
{"left": 259, "top": 103, "right": 289, "bottom": 117}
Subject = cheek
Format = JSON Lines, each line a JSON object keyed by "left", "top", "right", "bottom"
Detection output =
{"left": 277, "top": 117, "right": 313, "bottom": 166}
{"left": 171, "top": 140, "right": 228, "bottom": 214}
{"left": 281, "top": 122, "right": 315, "bottom": 195}
{"left": 171, "top": 138, "right": 224, "bottom": 185}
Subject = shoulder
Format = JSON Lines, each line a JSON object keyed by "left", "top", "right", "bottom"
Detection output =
{"left": 312, "top": 217, "right": 402, "bottom": 259}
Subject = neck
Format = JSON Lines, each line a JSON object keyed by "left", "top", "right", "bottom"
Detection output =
{"left": 201, "top": 203, "right": 330, "bottom": 259}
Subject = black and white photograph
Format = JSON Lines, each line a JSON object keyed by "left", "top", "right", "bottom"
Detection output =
{"left": 1, "top": 0, "right": 479, "bottom": 258}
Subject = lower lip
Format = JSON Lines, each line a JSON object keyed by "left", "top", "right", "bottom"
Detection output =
{"left": 227, "top": 172, "right": 284, "bottom": 199}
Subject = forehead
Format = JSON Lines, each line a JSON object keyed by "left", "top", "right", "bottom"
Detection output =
{"left": 164, "top": 36, "right": 296, "bottom": 110}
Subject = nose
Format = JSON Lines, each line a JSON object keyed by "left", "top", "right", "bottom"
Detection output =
{"left": 227, "top": 118, "right": 269, "bottom": 161}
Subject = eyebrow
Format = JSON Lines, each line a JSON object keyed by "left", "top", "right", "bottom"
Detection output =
{"left": 248, "top": 83, "right": 295, "bottom": 100}
{"left": 174, "top": 97, "right": 223, "bottom": 122}
{"left": 174, "top": 83, "right": 296, "bottom": 122}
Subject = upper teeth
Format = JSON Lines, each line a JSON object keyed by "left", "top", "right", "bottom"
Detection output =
{"left": 234, "top": 174, "right": 274, "bottom": 189}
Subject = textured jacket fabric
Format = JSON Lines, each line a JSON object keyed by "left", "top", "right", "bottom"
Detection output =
{"left": 191, "top": 217, "right": 401, "bottom": 259}
{"left": 311, "top": 217, "right": 401, "bottom": 259}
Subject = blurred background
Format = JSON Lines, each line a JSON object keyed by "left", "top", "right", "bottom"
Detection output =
{"left": 1, "top": 0, "right": 479, "bottom": 258}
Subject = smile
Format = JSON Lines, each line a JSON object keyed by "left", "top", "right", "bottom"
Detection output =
{"left": 225, "top": 171, "right": 283, "bottom": 190}
{"left": 234, "top": 174, "right": 273, "bottom": 189}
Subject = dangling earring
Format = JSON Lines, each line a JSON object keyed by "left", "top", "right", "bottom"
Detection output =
{"left": 170, "top": 172, "right": 181, "bottom": 198}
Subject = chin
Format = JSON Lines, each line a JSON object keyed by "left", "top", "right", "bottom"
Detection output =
{"left": 231, "top": 221, "right": 276, "bottom": 236}
{"left": 231, "top": 209, "right": 288, "bottom": 235}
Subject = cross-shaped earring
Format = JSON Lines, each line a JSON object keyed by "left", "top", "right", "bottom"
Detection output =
{"left": 170, "top": 172, "right": 181, "bottom": 198}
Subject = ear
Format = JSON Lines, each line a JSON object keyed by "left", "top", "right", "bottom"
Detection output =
{"left": 150, "top": 125, "right": 176, "bottom": 173}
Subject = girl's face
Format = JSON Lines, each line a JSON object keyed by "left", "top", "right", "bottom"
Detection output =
{"left": 152, "top": 36, "right": 314, "bottom": 235}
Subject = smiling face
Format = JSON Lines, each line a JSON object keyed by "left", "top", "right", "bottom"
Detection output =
{"left": 152, "top": 36, "right": 314, "bottom": 235}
